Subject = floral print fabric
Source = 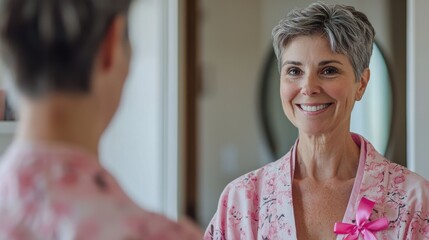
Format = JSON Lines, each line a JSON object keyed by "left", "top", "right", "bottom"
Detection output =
{"left": 205, "top": 134, "right": 429, "bottom": 240}
{"left": 0, "top": 141, "right": 194, "bottom": 240}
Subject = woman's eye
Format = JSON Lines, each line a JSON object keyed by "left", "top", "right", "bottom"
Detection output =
{"left": 321, "top": 67, "right": 339, "bottom": 75}
{"left": 287, "top": 67, "right": 302, "bottom": 76}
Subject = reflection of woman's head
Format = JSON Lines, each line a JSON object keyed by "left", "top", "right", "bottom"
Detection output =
{"left": 272, "top": 2, "right": 375, "bottom": 82}
{"left": 0, "top": 0, "right": 132, "bottom": 98}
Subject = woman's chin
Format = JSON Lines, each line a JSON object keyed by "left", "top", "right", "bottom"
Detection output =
{"left": 297, "top": 125, "right": 328, "bottom": 136}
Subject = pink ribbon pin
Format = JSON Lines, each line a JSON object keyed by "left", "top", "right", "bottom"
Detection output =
{"left": 334, "top": 197, "right": 389, "bottom": 240}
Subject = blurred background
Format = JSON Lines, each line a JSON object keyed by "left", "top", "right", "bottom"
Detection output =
{"left": 0, "top": 0, "right": 428, "bottom": 229}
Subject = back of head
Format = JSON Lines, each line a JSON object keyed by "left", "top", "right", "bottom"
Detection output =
{"left": 272, "top": 1, "right": 375, "bottom": 81}
{"left": 0, "top": 0, "right": 132, "bottom": 98}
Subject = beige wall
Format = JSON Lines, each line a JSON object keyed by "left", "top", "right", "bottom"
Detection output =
{"left": 197, "top": 0, "right": 407, "bottom": 227}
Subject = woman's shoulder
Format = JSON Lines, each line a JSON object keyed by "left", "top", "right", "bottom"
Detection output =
{"left": 356, "top": 135, "right": 428, "bottom": 205}
{"left": 205, "top": 152, "right": 296, "bottom": 240}
{"left": 0, "top": 147, "right": 200, "bottom": 239}
{"left": 366, "top": 143, "right": 429, "bottom": 196}
{"left": 384, "top": 160, "right": 429, "bottom": 199}
{"left": 221, "top": 151, "right": 292, "bottom": 197}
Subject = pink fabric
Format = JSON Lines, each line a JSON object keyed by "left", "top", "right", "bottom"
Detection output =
{"left": 0, "top": 141, "right": 193, "bottom": 240}
{"left": 204, "top": 133, "right": 429, "bottom": 240}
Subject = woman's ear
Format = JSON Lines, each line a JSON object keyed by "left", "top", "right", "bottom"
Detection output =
{"left": 355, "top": 68, "right": 370, "bottom": 101}
{"left": 95, "top": 15, "right": 128, "bottom": 73}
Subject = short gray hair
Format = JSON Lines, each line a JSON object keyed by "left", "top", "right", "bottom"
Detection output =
{"left": 272, "top": 2, "right": 375, "bottom": 81}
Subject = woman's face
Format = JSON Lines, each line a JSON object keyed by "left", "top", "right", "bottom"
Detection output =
{"left": 280, "top": 34, "right": 369, "bottom": 136}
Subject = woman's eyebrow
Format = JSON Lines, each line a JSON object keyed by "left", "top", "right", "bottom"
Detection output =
{"left": 282, "top": 60, "right": 343, "bottom": 68}
{"left": 319, "top": 60, "right": 343, "bottom": 66}
{"left": 282, "top": 61, "right": 302, "bottom": 68}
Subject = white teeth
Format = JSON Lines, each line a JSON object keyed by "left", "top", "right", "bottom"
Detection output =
{"left": 300, "top": 104, "right": 330, "bottom": 112}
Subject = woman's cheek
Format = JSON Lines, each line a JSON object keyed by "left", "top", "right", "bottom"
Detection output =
{"left": 280, "top": 82, "right": 298, "bottom": 119}
{"left": 280, "top": 81, "right": 298, "bottom": 103}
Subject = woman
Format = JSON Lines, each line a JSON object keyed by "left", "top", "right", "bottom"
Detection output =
{"left": 205, "top": 2, "right": 429, "bottom": 240}
{"left": 0, "top": 0, "right": 201, "bottom": 239}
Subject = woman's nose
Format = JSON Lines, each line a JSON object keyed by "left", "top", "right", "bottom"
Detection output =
{"left": 300, "top": 74, "right": 321, "bottom": 96}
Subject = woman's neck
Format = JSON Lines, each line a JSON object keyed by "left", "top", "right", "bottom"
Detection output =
{"left": 16, "top": 95, "right": 104, "bottom": 157}
{"left": 295, "top": 129, "right": 360, "bottom": 182}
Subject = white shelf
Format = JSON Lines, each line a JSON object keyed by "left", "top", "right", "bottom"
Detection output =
{"left": 0, "top": 122, "right": 16, "bottom": 134}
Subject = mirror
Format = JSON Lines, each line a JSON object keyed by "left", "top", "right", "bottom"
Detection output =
{"left": 259, "top": 43, "right": 393, "bottom": 159}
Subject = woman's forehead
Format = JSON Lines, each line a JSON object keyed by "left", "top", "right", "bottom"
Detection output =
{"left": 282, "top": 35, "right": 349, "bottom": 65}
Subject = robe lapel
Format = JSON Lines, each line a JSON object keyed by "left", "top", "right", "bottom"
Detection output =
{"left": 269, "top": 142, "right": 298, "bottom": 239}
{"left": 337, "top": 134, "right": 390, "bottom": 240}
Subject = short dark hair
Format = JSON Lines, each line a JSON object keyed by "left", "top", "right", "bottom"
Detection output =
{"left": 0, "top": 0, "right": 132, "bottom": 97}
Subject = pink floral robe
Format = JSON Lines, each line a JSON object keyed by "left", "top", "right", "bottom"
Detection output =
{"left": 204, "top": 134, "right": 429, "bottom": 240}
{"left": 0, "top": 141, "right": 196, "bottom": 240}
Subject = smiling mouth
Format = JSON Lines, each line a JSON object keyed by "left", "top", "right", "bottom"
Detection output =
{"left": 298, "top": 103, "right": 333, "bottom": 112}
